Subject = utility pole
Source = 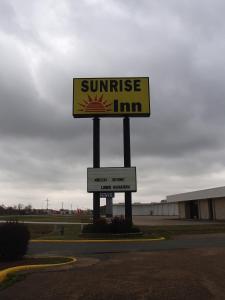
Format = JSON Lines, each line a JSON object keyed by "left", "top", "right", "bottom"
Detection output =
{"left": 46, "top": 198, "right": 49, "bottom": 214}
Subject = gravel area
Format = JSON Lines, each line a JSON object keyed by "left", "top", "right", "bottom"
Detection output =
{"left": 1, "top": 248, "right": 225, "bottom": 299}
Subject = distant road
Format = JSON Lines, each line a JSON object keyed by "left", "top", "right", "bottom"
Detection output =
{"left": 28, "top": 236, "right": 225, "bottom": 256}
{"left": 0, "top": 220, "right": 88, "bottom": 225}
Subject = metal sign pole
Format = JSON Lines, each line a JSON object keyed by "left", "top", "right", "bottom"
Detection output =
{"left": 93, "top": 117, "right": 100, "bottom": 223}
{"left": 123, "top": 117, "right": 132, "bottom": 225}
{"left": 106, "top": 197, "right": 113, "bottom": 217}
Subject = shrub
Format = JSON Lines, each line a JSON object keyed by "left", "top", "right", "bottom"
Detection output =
{"left": 109, "top": 216, "right": 140, "bottom": 233}
{"left": 82, "top": 216, "right": 140, "bottom": 234}
{"left": 82, "top": 218, "right": 109, "bottom": 233}
{"left": 0, "top": 221, "right": 30, "bottom": 261}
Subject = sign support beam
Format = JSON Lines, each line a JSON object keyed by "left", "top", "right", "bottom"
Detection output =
{"left": 106, "top": 197, "right": 113, "bottom": 217}
{"left": 123, "top": 117, "right": 132, "bottom": 225}
{"left": 93, "top": 117, "right": 100, "bottom": 223}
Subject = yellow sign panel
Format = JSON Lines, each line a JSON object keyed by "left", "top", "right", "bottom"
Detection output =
{"left": 73, "top": 77, "right": 150, "bottom": 117}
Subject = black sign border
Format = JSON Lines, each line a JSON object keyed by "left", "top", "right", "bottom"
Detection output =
{"left": 73, "top": 77, "right": 150, "bottom": 118}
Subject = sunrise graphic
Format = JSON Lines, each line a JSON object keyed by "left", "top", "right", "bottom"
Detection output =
{"left": 78, "top": 95, "right": 112, "bottom": 113}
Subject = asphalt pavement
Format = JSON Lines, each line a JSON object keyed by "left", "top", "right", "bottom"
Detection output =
{"left": 28, "top": 236, "right": 225, "bottom": 256}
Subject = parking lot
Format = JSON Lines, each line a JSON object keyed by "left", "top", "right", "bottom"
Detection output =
{"left": 133, "top": 215, "right": 223, "bottom": 226}
{"left": 1, "top": 247, "right": 225, "bottom": 300}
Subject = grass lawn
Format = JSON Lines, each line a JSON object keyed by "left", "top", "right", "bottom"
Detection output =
{"left": 0, "top": 256, "right": 74, "bottom": 290}
{"left": 140, "top": 223, "right": 225, "bottom": 239}
{"left": 0, "top": 214, "right": 91, "bottom": 223}
{"left": 2, "top": 215, "right": 225, "bottom": 240}
{"left": 29, "top": 223, "right": 225, "bottom": 240}
{"left": 28, "top": 223, "right": 83, "bottom": 240}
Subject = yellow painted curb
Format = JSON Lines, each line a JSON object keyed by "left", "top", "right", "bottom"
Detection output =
{"left": 31, "top": 237, "right": 165, "bottom": 243}
{"left": 0, "top": 256, "right": 76, "bottom": 284}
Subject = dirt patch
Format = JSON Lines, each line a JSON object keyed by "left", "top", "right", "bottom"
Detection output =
{"left": 1, "top": 249, "right": 225, "bottom": 299}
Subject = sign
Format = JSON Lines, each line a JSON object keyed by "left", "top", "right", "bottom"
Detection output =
{"left": 100, "top": 192, "right": 115, "bottom": 198}
{"left": 73, "top": 77, "right": 150, "bottom": 117}
{"left": 87, "top": 167, "right": 137, "bottom": 192}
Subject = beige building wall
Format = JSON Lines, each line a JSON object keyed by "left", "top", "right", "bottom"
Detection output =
{"left": 179, "top": 202, "right": 186, "bottom": 218}
{"left": 214, "top": 198, "right": 225, "bottom": 220}
{"left": 199, "top": 199, "right": 209, "bottom": 220}
{"left": 113, "top": 203, "right": 179, "bottom": 216}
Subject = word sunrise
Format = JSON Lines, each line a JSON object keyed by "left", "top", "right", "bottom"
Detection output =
{"left": 81, "top": 79, "right": 141, "bottom": 93}
{"left": 73, "top": 77, "right": 150, "bottom": 117}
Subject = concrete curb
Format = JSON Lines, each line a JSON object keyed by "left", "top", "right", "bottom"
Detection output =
{"left": 0, "top": 256, "right": 77, "bottom": 284}
{"left": 31, "top": 237, "right": 165, "bottom": 243}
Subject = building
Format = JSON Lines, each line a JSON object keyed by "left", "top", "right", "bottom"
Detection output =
{"left": 113, "top": 201, "right": 179, "bottom": 217}
{"left": 167, "top": 186, "right": 225, "bottom": 220}
{"left": 113, "top": 186, "right": 225, "bottom": 220}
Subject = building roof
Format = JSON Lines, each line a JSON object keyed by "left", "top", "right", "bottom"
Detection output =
{"left": 167, "top": 186, "right": 225, "bottom": 203}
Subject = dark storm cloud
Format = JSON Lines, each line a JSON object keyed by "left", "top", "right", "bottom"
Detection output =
{"left": 0, "top": 36, "right": 92, "bottom": 140}
{"left": 0, "top": 0, "right": 225, "bottom": 207}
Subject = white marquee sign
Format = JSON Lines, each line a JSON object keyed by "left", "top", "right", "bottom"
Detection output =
{"left": 87, "top": 167, "right": 137, "bottom": 192}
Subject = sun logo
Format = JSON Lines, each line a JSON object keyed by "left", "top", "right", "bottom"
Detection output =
{"left": 78, "top": 95, "right": 112, "bottom": 113}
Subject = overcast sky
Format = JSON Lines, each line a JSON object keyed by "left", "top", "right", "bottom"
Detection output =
{"left": 1, "top": 0, "right": 225, "bottom": 210}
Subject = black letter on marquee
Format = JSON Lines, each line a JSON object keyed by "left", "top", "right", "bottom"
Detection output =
{"left": 134, "top": 79, "right": 141, "bottom": 91}
{"left": 132, "top": 102, "right": 142, "bottom": 112}
{"left": 90, "top": 80, "right": 98, "bottom": 92}
{"left": 114, "top": 99, "right": 119, "bottom": 112}
{"left": 99, "top": 80, "right": 108, "bottom": 92}
{"left": 110, "top": 80, "right": 118, "bottom": 92}
{"left": 81, "top": 80, "right": 88, "bottom": 92}
{"left": 124, "top": 80, "right": 132, "bottom": 91}
{"left": 121, "top": 102, "right": 130, "bottom": 112}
